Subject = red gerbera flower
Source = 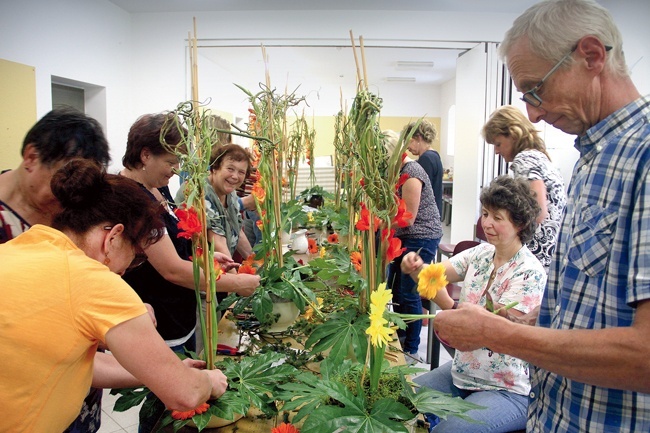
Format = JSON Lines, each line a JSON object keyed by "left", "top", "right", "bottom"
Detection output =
{"left": 393, "top": 198, "right": 413, "bottom": 228}
{"left": 355, "top": 203, "right": 381, "bottom": 232}
{"left": 327, "top": 233, "right": 339, "bottom": 244}
{"left": 175, "top": 206, "right": 202, "bottom": 240}
{"left": 308, "top": 238, "right": 318, "bottom": 254}
{"left": 396, "top": 173, "right": 409, "bottom": 189}
{"left": 385, "top": 229, "right": 406, "bottom": 262}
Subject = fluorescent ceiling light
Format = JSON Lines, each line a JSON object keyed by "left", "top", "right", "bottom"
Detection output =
{"left": 386, "top": 77, "right": 416, "bottom": 82}
{"left": 396, "top": 61, "right": 434, "bottom": 68}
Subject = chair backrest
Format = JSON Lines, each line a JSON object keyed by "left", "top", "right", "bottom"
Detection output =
{"left": 475, "top": 216, "right": 487, "bottom": 242}
{"left": 452, "top": 240, "right": 480, "bottom": 256}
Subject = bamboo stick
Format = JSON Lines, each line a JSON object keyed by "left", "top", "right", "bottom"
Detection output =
{"left": 349, "top": 30, "right": 362, "bottom": 87}
{"left": 359, "top": 35, "right": 368, "bottom": 90}
{"left": 262, "top": 45, "right": 284, "bottom": 268}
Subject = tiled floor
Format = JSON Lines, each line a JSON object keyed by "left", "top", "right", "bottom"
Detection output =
{"left": 97, "top": 390, "right": 142, "bottom": 433}
{"left": 98, "top": 224, "right": 453, "bottom": 431}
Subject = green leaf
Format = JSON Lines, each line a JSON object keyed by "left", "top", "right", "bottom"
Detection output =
{"left": 110, "top": 387, "right": 149, "bottom": 412}
{"left": 405, "top": 376, "right": 485, "bottom": 423}
{"left": 218, "top": 352, "right": 298, "bottom": 416}
{"left": 300, "top": 383, "right": 412, "bottom": 433}
{"left": 304, "top": 310, "right": 369, "bottom": 364}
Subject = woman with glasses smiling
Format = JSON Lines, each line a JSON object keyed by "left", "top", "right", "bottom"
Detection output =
{"left": 0, "top": 159, "right": 228, "bottom": 432}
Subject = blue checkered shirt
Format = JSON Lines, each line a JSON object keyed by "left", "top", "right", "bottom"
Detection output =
{"left": 528, "top": 95, "right": 650, "bottom": 432}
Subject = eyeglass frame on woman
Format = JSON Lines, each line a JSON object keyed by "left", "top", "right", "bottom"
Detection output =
{"left": 520, "top": 44, "right": 612, "bottom": 107}
{"left": 103, "top": 226, "right": 148, "bottom": 270}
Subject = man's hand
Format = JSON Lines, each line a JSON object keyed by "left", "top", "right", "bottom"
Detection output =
{"left": 433, "top": 303, "right": 502, "bottom": 352}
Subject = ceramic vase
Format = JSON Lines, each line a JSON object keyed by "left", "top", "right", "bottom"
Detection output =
{"left": 289, "top": 229, "right": 309, "bottom": 254}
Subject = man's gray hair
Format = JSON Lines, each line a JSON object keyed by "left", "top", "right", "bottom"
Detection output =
{"left": 499, "top": 0, "right": 627, "bottom": 77}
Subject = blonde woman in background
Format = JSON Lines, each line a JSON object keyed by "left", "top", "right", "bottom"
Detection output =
{"left": 482, "top": 105, "right": 567, "bottom": 271}
{"left": 402, "top": 120, "right": 444, "bottom": 217}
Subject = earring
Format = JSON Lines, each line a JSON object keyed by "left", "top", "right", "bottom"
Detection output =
{"left": 142, "top": 166, "right": 146, "bottom": 171}
{"left": 103, "top": 254, "right": 110, "bottom": 265}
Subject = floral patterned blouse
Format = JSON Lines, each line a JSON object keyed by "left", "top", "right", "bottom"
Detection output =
{"left": 449, "top": 242, "right": 547, "bottom": 396}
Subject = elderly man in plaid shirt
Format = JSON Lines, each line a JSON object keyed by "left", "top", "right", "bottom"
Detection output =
{"left": 432, "top": 0, "right": 650, "bottom": 432}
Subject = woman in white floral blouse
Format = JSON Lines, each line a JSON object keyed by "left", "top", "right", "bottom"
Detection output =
{"left": 402, "top": 175, "right": 547, "bottom": 433}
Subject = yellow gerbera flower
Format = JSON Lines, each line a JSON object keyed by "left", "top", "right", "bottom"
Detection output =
{"left": 307, "top": 212, "right": 314, "bottom": 222}
{"left": 366, "top": 318, "right": 394, "bottom": 348}
{"left": 319, "top": 246, "right": 327, "bottom": 258}
{"left": 369, "top": 303, "right": 386, "bottom": 322}
{"left": 417, "top": 263, "right": 448, "bottom": 299}
{"left": 370, "top": 282, "right": 392, "bottom": 310}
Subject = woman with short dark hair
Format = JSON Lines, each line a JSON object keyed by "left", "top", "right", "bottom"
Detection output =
{"left": 401, "top": 175, "right": 547, "bottom": 432}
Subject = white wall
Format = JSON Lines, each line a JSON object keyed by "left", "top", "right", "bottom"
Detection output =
{"left": 439, "top": 77, "right": 456, "bottom": 170}
{"left": 0, "top": 0, "right": 133, "bottom": 171}
{"left": 1, "top": 0, "right": 648, "bottom": 173}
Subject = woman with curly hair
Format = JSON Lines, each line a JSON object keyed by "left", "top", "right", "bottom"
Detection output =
{"left": 401, "top": 175, "right": 547, "bottom": 432}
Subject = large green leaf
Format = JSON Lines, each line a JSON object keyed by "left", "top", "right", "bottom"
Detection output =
{"left": 218, "top": 352, "right": 298, "bottom": 415}
{"left": 300, "top": 382, "right": 414, "bottom": 433}
{"left": 304, "top": 309, "right": 369, "bottom": 364}
{"left": 402, "top": 376, "right": 485, "bottom": 423}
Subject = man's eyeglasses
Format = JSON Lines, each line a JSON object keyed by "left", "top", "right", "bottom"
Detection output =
{"left": 520, "top": 45, "right": 612, "bottom": 107}
{"left": 103, "top": 225, "right": 148, "bottom": 270}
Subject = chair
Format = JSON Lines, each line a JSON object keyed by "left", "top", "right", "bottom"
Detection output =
{"left": 427, "top": 240, "right": 480, "bottom": 368}
{"left": 436, "top": 215, "right": 486, "bottom": 262}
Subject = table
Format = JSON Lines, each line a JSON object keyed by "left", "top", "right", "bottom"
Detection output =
{"left": 153, "top": 313, "right": 427, "bottom": 432}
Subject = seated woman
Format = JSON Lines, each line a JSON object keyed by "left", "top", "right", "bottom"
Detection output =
{"left": 176, "top": 143, "right": 257, "bottom": 352}
{"left": 401, "top": 175, "right": 547, "bottom": 433}
{"left": 184, "top": 143, "right": 254, "bottom": 262}
{"left": 0, "top": 160, "right": 227, "bottom": 432}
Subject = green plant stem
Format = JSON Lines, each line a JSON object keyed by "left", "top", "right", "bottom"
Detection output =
{"left": 493, "top": 301, "right": 519, "bottom": 315}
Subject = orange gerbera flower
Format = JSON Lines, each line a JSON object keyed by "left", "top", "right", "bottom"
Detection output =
{"left": 417, "top": 263, "right": 449, "bottom": 300}
{"left": 308, "top": 238, "right": 318, "bottom": 254}
{"left": 170, "top": 409, "right": 195, "bottom": 420}
{"left": 175, "top": 206, "right": 202, "bottom": 240}
{"left": 271, "top": 422, "right": 300, "bottom": 433}
{"left": 170, "top": 402, "right": 210, "bottom": 420}
{"left": 194, "top": 402, "right": 210, "bottom": 414}
{"left": 350, "top": 251, "right": 362, "bottom": 272}
{"left": 238, "top": 263, "right": 256, "bottom": 275}
{"left": 327, "top": 233, "right": 339, "bottom": 244}
{"left": 393, "top": 198, "right": 413, "bottom": 228}
{"left": 252, "top": 181, "right": 266, "bottom": 203}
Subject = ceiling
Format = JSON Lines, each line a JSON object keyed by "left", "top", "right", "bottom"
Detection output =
{"left": 108, "top": 0, "right": 536, "bottom": 14}
{"left": 108, "top": 1, "right": 537, "bottom": 96}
